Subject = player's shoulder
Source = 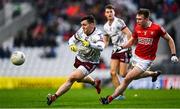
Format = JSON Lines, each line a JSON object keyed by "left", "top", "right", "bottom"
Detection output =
{"left": 116, "top": 17, "right": 124, "bottom": 22}
{"left": 134, "top": 24, "right": 139, "bottom": 30}
{"left": 150, "top": 22, "right": 166, "bottom": 32}
{"left": 76, "top": 27, "right": 84, "bottom": 34}
{"left": 91, "top": 28, "right": 104, "bottom": 40}
{"left": 77, "top": 27, "right": 83, "bottom": 32}
{"left": 115, "top": 17, "right": 125, "bottom": 23}
{"left": 103, "top": 22, "right": 109, "bottom": 28}
{"left": 151, "top": 22, "right": 161, "bottom": 28}
{"left": 95, "top": 27, "right": 104, "bottom": 35}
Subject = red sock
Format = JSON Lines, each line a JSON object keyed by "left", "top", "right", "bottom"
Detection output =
{"left": 54, "top": 94, "right": 58, "bottom": 98}
{"left": 108, "top": 96, "right": 113, "bottom": 103}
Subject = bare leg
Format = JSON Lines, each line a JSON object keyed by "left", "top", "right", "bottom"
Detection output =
{"left": 55, "top": 69, "right": 85, "bottom": 97}
{"left": 119, "top": 62, "right": 129, "bottom": 78}
{"left": 107, "top": 68, "right": 159, "bottom": 103}
{"left": 77, "top": 75, "right": 101, "bottom": 94}
{"left": 55, "top": 80, "right": 74, "bottom": 97}
{"left": 135, "top": 70, "right": 159, "bottom": 80}
{"left": 128, "top": 63, "right": 160, "bottom": 80}
{"left": 110, "top": 59, "right": 120, "bottom": 88}
{"left": 100, "top": 66, "right": 161, "bottom": 104}
{"left": 77, "top": 75, "right": 95, "bottom": 85}
{"left": 47, "top": 69, "right": 86, "bottom": 105}
{"left": 114, "top": 62, "right": 129, "bottom": 99}
{"left": 111, "top": 67, "right": 143, "bottom": 99}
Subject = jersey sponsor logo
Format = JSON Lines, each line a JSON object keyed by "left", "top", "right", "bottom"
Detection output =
{"left": 138, "top": 37, "right": 153, "bottom": 45}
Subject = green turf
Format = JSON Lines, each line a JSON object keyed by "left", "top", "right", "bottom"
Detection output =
{"left": 0, "top": 88, "right": 180, "bottom": 108}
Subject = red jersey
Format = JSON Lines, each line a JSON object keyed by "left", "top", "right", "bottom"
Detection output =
{"left": 132, "top": 22, "right": 166, "bottom": 60}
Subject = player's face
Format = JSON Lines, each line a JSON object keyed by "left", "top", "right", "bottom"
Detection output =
{"left": 105, "top": 8, "right": 115, "bottom": 20}
{"left": 81, "top": 20, "right": 94, "bottom": 35}
{"left": 136, "top": 14, "right": 148, "bottom": 27}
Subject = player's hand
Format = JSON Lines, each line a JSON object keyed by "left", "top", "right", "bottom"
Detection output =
{"left": 69, "top": 44, "right": 78, "bottom": 52}
{"left": 171, "top": 55, "right": 179, "bottom": 63}
{"left": 81, "top": 39, "right": 90, "bottom": 47}
{"left": 112, "top": 46, "right": 123, "bottom": 53}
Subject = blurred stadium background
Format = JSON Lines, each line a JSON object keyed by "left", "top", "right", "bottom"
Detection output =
{"left": 0, "top": 0, "right": 180, "bottom": 94}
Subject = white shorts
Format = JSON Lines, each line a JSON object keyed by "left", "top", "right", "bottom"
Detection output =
{"left": 77, "top": 66, "right": 90, "bottom": 76}
{"left": 74, "top": 58, "right": 97, "bottom": 76}
{"left": 131, "top": 55, "right": 153, "bottom": 71}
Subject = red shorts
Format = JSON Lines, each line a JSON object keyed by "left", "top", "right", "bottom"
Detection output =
{"left": 111, "top": 50, "right": 131, "bottom": 63}
{"left": 74, "top": 57, "right": 98, "bottom": 73}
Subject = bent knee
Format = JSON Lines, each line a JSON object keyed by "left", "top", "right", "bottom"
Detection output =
{"left": 68, "top": 76, "right": 78, "bottom": 82}
{"left": 110, "top": 70, "right": 117, "bottom": 76}
{"left": 121, "top": 72, "right": 127, "bottom": 78}
{"left": 124, "top": 76, "right": 133, "bottom": 83}
{"left": 121, "top": 74, "right": 126, "bottom": 78}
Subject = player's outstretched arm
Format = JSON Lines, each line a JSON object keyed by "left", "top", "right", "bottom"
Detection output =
{"left": 122, "top": 36, "right": 136, "bottom": 49}
{"left": 122, "top": 27, "right": 132, "bottom": 40}
{"left": 163, "top": 33, "right": 179, "bottom": 63}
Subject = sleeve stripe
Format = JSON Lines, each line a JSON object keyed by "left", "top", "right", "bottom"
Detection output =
{"left": 97, "top": 39, "right": 104, "bottom": 42}
{"left": 161, "top": 32, "right": 167, "bottom": 37}
{"left": 74, "top": 34, "right": 79, "bottom": 40}
{"left": 121, "top": 26, "right": 127, "bottom": 31}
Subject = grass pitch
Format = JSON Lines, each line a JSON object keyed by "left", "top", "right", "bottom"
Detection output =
{"left": 0, "top": 88, "right": 180, "bottom": 108}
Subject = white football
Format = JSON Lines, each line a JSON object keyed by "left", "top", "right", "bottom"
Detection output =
{"left": 10, "top": 51, "right": 25, "bottom": 66}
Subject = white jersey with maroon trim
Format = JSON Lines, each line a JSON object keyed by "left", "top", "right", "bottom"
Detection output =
{"left": 68, "top": 27, "right": 105, "bottom": 63}
{"left": 103, "top": 17, "right": 128, "bottom": 52}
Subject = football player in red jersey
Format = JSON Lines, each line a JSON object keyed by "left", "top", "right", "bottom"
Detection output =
{"left": 100, "top": 8, "right": 179, "bottom": 104}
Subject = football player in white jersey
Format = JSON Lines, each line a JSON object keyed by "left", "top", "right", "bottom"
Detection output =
{"left": 47, "top": 15, "right": 105, "bottom": 105}
{"left": 103, "top": 4, "right": 132, "bottom": 100}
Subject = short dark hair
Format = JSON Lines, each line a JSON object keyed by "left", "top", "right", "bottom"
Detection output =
{"left": 137, "top": 8, "right": 150, "bottom": 18}
{"left": 80, "top": 15, "right": 96, "bottom": 24}
{"left": 105, "top": 4, "right": 115, "bottom": 10}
